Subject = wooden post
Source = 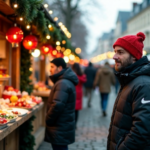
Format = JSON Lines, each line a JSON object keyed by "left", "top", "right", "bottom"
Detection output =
{"left": 39, "top": 56, "right": 46, "bottom": 82}
{"left": 11, "top": 46, "right": 20, "bottom": 89}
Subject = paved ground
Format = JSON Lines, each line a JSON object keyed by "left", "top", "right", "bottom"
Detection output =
{"left": 38, "top": 87, "right": 117, "bottom": 150}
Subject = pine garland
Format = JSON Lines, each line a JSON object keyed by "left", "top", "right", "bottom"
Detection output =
{"left": 10, "top": 0, "right": 78, "bottom": 55}
{"left": 19, "top": 116, "right": 36, "bottom": 150}
{"left": 20, "top": 43, "right": 33, "bottom": 94}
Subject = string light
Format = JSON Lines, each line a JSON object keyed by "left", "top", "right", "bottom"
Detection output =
{"left": 62, "top": 40, "right": 66, "bottom": 44}
{"left": 48, "top": 24, "right": 52, "bottom": 28}
{"left": 44, "top": 4, "right": 48, "bottom": 8}
{"left": 56, "top": 46, "right": 61, "bottom": 51}
{"left": 46, "top": 35, "right": 51, "bottom": 39}
{"left": 26, "top": 24, "right": 31, "bottom": 29}
{"left": 31, "top": 49, "right": 41, "bottom": 57}
{"left": 75, "top": 48, "right": 81, "bottom": 54}
{"left": 58, "top": 22, "right": 63, "bottom": 26}
{"left": 13, "top": 3, "right": 18, "bottom": 8}
{"left": 54, "top": 17, "right": 58, "bottom": 21}
{"left": 19, "top": 17, "right": 23, "bottom": 21}
{"left": 64, "top": 56, "right": 69, "bottom": 63}
{"left": 56, "top": 41, "right": 60, "bottom": 45}
{"left": 49, "top": 10, "right": 53, "bottom": 14}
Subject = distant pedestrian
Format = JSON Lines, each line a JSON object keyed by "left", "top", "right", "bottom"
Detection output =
{"left": 94, "top": 62, "right": 115, "bottom": 116}
{"left": 84, "top": 62, "right": 96, "bottom": 107}
{"left": 45, "top": 58, "right": 78, "bottom": 150}
{"left": 72, "top": 63, "right": 87, "bottom": 127}
{"left": 107, "top": 32, "right": 150, "bottom": 150}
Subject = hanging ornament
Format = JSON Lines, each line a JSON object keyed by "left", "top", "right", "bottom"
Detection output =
{"left": 6, "top": 26, "right": 23, "bottom": 47}
{"left": 41, "top": 44, "right": 53, "bottom": 54}
{"left": 50, "top": 48, "right": 58, "bottom": 58}
{"left": 23, "top": 35, "right": 38, "bottom": 50}
{"left": 56, "top": 51, "right": 64, "bottom": 58}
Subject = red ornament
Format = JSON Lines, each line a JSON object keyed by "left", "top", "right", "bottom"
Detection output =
{"left": 50, "top": 49, "right": 58, "bottom": 57}
{"left": 23, "top": 35, "right": 38, "bottom": 50}
{"left": 56, "top": 51, "right": 64, "bottom": 58}
{"left": 41, "top": 44, "right": 53, "bottom": 54}
{"left": 6, "top": 26, "right": 23, "bottom": 47}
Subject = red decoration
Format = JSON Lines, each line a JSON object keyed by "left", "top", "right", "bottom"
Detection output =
{"left": 23, "top": 35, "right": 38, "bottom": 50}
{"left": 56, "top": 51, "right": 64, "bottom": 58}
{"left": 41, "top": 44, "right": 53, "bottom": 54}
{"left": 6, "top": 27, "right": 23, "bottom": 46}
{"left": 50, "top": 49, "right": 58, "bottom": 57}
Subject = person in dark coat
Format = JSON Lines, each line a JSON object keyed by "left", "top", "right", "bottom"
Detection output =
{"left": 84, "top": 62, "right": 96, "bottom": 107}
{"left": 107, "top": 32, "right": 150, "bottom": 150}
{"left": 72, "top": 63, "right": 87, "bottom": 126}
{"left": 45, "top": 58, "right": 78, "bottom": 150}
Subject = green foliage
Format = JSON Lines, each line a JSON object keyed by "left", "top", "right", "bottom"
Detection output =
{"left": 19, "top": 116, "right": 36, "bottom": 150}
{"left": 10, "top": 0, "right": 78, "bottom": 55}
{"left": 20, "top": 44, "right": 33, "bottom": 94}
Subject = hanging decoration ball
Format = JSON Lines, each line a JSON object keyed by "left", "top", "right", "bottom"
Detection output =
{"left": 50, "top": 49, "right": 58, "bottom": 58}
{"left": 6, "top": 26, "right": 23, "bottom": 47}
{"left": 41, "top": 44, "right": 53, "bottom": 54}
{"left": 56, "top": 51, "right": 64, "bottom": 58}
{"left": 23, "top": 35, "right": 38, "bottom": 50}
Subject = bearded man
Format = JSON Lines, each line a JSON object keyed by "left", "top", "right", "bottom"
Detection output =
{"left": 107, "top": 32, "right": 150, "bottom": 150}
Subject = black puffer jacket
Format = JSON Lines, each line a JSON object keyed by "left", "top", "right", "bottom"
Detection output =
{"left": 107, "top": 56, "right": 150, "bottom": 150}
{"left": 45, "top": 67, "right": 78, "bottom": 145}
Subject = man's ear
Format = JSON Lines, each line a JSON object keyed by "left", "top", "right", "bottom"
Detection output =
{"left": 132, "top": 57, "right": 137, "bottom": 62}
{"left": 58, "top": 66, "right": 63, "bottom": 71}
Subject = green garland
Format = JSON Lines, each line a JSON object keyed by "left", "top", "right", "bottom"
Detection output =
{"left": 19, "top": 116, "right": 36, "bottom": 150}
{"left": 10, "top": 0, "right": 78, "bottom": 55}
{"left": 20, "top": 43, "right": 33, "bottom": 94}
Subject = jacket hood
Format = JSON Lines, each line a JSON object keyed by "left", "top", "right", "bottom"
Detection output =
{"left": 101, "top": 66, "right": 112, "bottom": 75}
{"left": 50, "top": 67, "right": 79, "bottom": 85}
{"left": 116, "top": 56, "right": 150, "bottom": 86}
{"left": 77, "top": 74, "right": 87, "bottom": 83}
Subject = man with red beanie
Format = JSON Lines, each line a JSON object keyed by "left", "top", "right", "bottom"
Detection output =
{"left": 107, "top": 32, "right": 150, "bottom": 150}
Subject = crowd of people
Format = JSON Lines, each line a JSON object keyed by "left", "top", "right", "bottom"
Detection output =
{"left": 44, "top": 31, "right": 150, "bottom": 150}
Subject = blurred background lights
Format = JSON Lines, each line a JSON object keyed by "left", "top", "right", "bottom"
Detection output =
{"left": 44, "top": 4, "right": 48, "bottom": 8}
{"left": 64, "top": 56, "right": 69, "bottom": 63}
{"left": 31, "top": 49, "right": 41, "bottom": 57}
{"left": 75, "top": 48, "right": 81, "bottom": 54}
{"left": 49, "top": 10, "right": 53, "bottom": 14}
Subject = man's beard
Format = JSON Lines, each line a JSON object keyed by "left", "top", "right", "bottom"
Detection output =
{"left": 115, "top": 55, "right": 133, "bottom": 72}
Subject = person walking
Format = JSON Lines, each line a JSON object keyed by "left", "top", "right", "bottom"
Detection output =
{"left": 94, "top": 62, "right": 115, "bottom": 116}
{"left": 45, "top": 58, "right": 78, "bottom": 150}
{"left": 107, "top": 32, "right": 150, "bottom": 150}
{"left": 72, "top": 63, "right": 87, "bottom": 127}
{"left": 84, "top": 62, "right": 96, "bottom": 107}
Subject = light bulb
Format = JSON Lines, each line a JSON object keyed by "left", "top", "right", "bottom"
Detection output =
{"left": 44, "top": 4, "right": 48, "bottom": 8}
{"left": 49, "top": 10, "right": 53, "bottom": 14}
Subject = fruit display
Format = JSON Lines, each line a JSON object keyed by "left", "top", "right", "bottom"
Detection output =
{"left": 34, "top": 82, "right": 50, "bottom": 91}
{"left": 0, "top": 117, "right": 7, "bottom": 124}
{"left": 0, "top": 98, "right": 10, "bottom": 109}
{"left": 2, "top": 86, "right": 21, "bottom": 99}
{"left": 30, "top": 95, "right": 42, "bottom": 104}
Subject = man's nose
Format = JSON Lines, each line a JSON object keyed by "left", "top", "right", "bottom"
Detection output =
{"left": 113, "top": 53, "right": 118, "bottom": 60}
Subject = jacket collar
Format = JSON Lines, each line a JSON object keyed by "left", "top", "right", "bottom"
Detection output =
{"left": 115, "top": 56, "right": 149, "bottom": 87}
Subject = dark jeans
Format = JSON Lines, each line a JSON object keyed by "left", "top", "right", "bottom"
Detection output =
{"left": 51, "top": 144, "right": 68, "bottom": 150}
{"left": 75, "top": 110, "right": 79, "bottom": 125}
{"left": 100, "top": 93, "right": 109, "bottom": 111}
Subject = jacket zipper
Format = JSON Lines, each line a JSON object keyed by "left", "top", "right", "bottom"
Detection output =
{"left": 115, "top": 136, "right": 124, "bottom": 150}
{"left": 107, "top": 86, "right": 123, "bottom": 150}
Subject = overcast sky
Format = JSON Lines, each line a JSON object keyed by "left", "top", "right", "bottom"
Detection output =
{"left": 83, "top": 0, "right": 143, "bottom": 55}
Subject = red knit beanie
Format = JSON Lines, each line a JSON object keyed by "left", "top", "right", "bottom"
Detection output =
{"left": 113, "top": 32, "right": 145, "bottom": 60}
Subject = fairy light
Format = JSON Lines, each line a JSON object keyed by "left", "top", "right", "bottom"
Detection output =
{"left": 19, "top": 17, "right": 23, "bottom": 21}
{"left": 48, "top": 24, "right": 52, "bottom": 28}
{"left": 62, "top": 40, "right": 66, "bottom": 44}
{"left": 56, "top": 41, "right": 60, "bottom": 45}
{"left": 54, "top": 17, "right": 58, "bottom": 21}
{"left": 13, "top": 3, "right": 18, "bottom": 8}
{"left": 44, "top": 4, "right": 48, "bottom": 8}
{"left": 49, "top": 10, "right": 53, "bottom": 14}
{"left": 75, "top": 48, "right": 81, "bottom": 54}
{"left": 58, "top": 22, "right": 63, "bottom": 26}
{"left": 26, "top": 24, "right": 31, "bottom": 29}
{"left": 46, "top": 35, "right": 51, "bottom": 39}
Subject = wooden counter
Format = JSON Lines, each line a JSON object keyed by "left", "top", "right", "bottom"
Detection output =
{"left": 0, "top": 102, "right": 45, "bottom": 150}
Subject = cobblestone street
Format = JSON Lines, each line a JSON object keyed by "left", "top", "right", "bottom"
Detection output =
{"left": 38, "top": 88, "right": 117, "bottom": 150}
